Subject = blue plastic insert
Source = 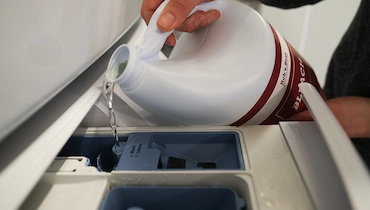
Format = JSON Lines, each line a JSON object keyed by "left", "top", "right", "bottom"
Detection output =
{"left": 58, "top": 136, "right": 129, "bottom": 172}
{"left": 115, "top": 132, "right": 244, "bottom": 170}
{"left": 99, "top": 186, "right": 245, "bottom": 210}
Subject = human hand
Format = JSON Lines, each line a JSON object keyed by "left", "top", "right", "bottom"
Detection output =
{"left": 288, "top": 96, "right": 370, "bottom": 138}
{"left": 141, "top": 0, "right": 221, "bottom": 46}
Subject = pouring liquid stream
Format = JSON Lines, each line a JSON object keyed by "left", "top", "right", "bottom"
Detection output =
{"left": 102, "top": 76, "right": 121, "bottom": 151}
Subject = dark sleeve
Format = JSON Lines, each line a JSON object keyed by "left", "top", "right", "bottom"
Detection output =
{"left": 259, "top": 0, "right": 322, "bottom": 9}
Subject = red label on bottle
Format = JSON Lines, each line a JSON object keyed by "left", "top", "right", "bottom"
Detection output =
{"left": 261, "top": 41, "right": 320, "bottom": 124}
{"left": 232, "top": 25, "right": 321, "bottom": 126}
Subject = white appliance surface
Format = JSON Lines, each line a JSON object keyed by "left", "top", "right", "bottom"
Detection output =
{"left": 0, "top": 0, "right": 142, "bottom": 141}
{"left": 0, "top": 1, "right": 369, "bottom": 210}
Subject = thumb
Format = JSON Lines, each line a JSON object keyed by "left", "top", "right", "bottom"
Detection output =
{"left": 157, "top": 0, "right": 211, "bottom": 31}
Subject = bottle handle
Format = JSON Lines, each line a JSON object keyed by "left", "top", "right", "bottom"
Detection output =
{"left": 139, "top": 0, "right": 219, "bottom": 59}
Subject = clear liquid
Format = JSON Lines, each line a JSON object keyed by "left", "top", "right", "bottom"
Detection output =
{"left": 117, "top": 61, "right": 128, "bottom": 78}
{"left": 102, "top": 77, "right": 120, "bottom": 148}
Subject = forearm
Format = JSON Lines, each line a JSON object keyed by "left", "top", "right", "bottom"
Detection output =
{"left": 289, "top": 96, "right": 370, "bottom": 138}
{"left": 329, "top": 96, "right": 370, "bottom": 138}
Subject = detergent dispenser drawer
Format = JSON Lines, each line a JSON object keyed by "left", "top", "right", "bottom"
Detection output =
{"left": 59, "top": 132, "right": 245, "bottom": 171}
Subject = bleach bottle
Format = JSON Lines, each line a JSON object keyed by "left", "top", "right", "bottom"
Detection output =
{"left": 105, "top": 0, "right": 321, "bottom": 126}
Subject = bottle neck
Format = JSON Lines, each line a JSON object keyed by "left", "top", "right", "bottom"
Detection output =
{"left": 106, "top": 45, "right": 143, "bottom": 91}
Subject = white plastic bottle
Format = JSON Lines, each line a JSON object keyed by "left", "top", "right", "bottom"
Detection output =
{"left": 105, "top": 0, "right": 321, "bottom": 126}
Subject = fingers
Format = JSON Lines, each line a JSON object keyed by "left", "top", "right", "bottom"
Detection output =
{"left": 141, "top": 0, "right": 163, "bottom": 25}
{"left": 176, "top": 10, "right": 220, "bottom": 32}
{"left": 142, "top": 0, "right": 220, "bottom": 31}
{"left": 157, "top": 0, "right": 214, "bottom": 31}
{"left": 141, "top": 0, "right": 220, "bottom": 46}
{"left": 162, "top": 8, "right": 220, "bottom": 46}
{"left": 165, "top": 33, "right": 176, "bottom": 46}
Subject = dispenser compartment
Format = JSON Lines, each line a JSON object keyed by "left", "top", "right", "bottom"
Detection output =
{"left": 58, "top": 136, "right": 129, "bottom": 172}
{"left": 99, "top": 186, "right": 245, "bottom": 210}
{"left": 58, "top": 132, "right": 244, "bottom": 171}
{"left": 115, "top": 132, "right": 244, "bottom": 170}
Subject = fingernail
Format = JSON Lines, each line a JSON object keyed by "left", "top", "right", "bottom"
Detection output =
{"left": 158, "top": 12, "right": 176, "bottom": 29}
{"left": 195, "top": 15, "right": 205, "bottom": 27}
{"left": 208, "top": 14, "right": 219, "bottom": 24}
